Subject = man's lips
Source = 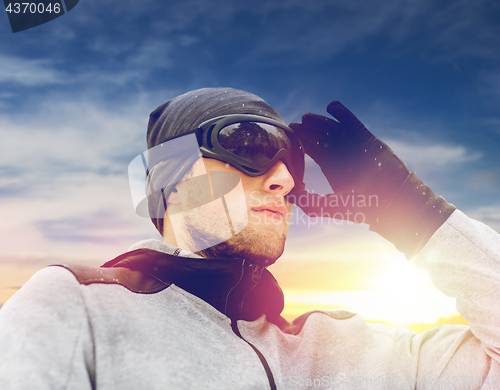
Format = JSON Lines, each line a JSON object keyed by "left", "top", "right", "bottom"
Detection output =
{"left": 251, "top": 204, "right": 287, "bottom": 217}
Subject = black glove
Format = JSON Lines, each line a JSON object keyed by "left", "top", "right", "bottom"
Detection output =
{"left": 289, "top": 101, "right": 410, "bottom": 222}
{"left": 288, "top": 101, "right": 456, "bottom": 258}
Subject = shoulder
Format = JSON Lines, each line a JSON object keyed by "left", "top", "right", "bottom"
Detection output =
{"left": 0, "top": 266, "right": 88, "bottom": 329}
{"left": 3, "top": 257, "right": 170, "bottom": 314}
{"left": 54, "top": 264, "right": 170, "bottom": 294}
{"left": 5, "top": 266, "right": 83, "bottom": 306}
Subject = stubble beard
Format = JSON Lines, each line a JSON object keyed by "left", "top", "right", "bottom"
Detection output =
{"left": 179, "top": 181, "right": 287, "bottom": 265}
{"left": 186, "top": 214, "right": 287, "bottom": 265}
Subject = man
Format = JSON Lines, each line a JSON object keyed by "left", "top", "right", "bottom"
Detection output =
{"left": 0, "top": 87, "right": 499, "bottom": 389}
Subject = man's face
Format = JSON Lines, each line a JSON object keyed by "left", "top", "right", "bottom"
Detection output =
{"left": 164, "top": 157, "right": 295, "bottom": 264}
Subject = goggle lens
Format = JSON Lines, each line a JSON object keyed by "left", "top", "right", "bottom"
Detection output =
{"left": 218, "top": 122, "right": 292, "bottom": 167}
{"left": 215, "top": 121, "right": 303, "bottom": 181}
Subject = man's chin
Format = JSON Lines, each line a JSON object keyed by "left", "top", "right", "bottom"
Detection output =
{"left": 194, "top": 225, "right": 286, "bottom": 266}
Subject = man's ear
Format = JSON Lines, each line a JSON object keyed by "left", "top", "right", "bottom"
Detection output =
{"left": 166, "top": 188, "right": 181, "bottom": 205}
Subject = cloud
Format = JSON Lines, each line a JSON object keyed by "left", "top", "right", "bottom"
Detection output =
{"left": 0, "top": 56, "right": 65, "bottom": 86}
{"left": 468, "top": 168, "right": 500, "bottom": 193}
{"left": 467, "top": 204, "right": 500, "bottom": 234}
{"left": 0, "top": 173, "right": 160, "bottom": 266}
{"left": 0, "top": 54, "right": 146, "bottom": 92}
{"left": 125, "top": 39, "right": 174, "bottom": 69}
{"left": 349, "top": 99, "right": 485, "bottom": 168}
{"left": 231, "top": 0, "right": 411, "bottom": 64}
{"left": 386, "top": 139, "right": 482, "bottom": 174}
{"left": 477, "top": 71, "right": 500, "bottom": 106}
{"left": 0, "top": 93, "right": 153, "bottom": 195}
{"left": 3, "top": 0, "right": 498, "bottom": 96}
{"left": 197, "top": 0, "right": 500, "bottom": 65}
{"left": 381, "top": 0, "right": 500, "bottom": 63}
{"left": 0, "top": 89, "right": 174, "bottom": 266}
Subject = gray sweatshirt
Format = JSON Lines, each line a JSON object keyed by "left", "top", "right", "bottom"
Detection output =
{"left": 0, "top": 209, "right": 499, "bottom": 389}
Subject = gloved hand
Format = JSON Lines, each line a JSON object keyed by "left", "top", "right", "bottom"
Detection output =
{"left": 288, "top": 101, "right": 456, "bottom": 259}
{"left": 288, "top": 101, "right": 410, "bottom": 223}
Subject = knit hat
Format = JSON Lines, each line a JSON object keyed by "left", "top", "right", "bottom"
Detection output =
{"left": 144, "top": 87, "right": 284, "bottom": 234}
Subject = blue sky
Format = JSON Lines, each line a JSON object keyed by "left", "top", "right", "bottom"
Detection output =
{"left": 1, "top": 0, "right": 499, "bottom": 322}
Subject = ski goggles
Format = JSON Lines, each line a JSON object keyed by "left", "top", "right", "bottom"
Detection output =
{"left": 188, "top": 114, "right": 303, "bottom": 180}
{"left": 129, "top": 114, "right": 305, "bottom": 217}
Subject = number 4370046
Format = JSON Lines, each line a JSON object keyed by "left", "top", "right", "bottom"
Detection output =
{"left": 5, "top": 3, "right": 61, "bottom": 14}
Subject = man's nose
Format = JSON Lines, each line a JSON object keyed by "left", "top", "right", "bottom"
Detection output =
{"left": 262, "top": 160, "right": 295, "bottom": 195}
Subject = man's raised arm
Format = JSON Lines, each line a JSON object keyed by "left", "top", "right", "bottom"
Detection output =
{"left": 289, "top": 102, "right": 500, "bottom": 385}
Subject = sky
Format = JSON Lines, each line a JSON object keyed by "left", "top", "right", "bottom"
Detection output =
{"left": 1, "top": 0, "right": 499, "bottom": 328}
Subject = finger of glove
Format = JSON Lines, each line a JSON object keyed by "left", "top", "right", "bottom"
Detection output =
{"left": 288, "top": 122, "right": 320, "bottom": 158}
{"left": 289, "top": 122, "right": 313, "bottom": 141}
{"left": 290, "top": 116, "right": 334, "bottom": 145}
{"left": 326, "top": 101, "right": 373, "bottom": 142}
{"left": 301, "top": 112, "right": 343, "bottom": 135}
{"left": 291, "top": 113, "right": 358, "bottom": 188}
{"left": 297, "top": 113, "right": 345, "bottom": 150}
{"left": 289, "top": 121, "right": 338, "bottom": 165}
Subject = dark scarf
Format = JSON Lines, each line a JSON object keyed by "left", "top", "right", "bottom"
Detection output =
{"left": 91, "top": 249, "right": 287, "bottom": 325}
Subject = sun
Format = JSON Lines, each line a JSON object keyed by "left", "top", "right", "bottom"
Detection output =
{"left": 364, "top": 261, "right": 458, "bottom": 325}
{"left": 277, "top": 251, "right": 460, "bottom": 327}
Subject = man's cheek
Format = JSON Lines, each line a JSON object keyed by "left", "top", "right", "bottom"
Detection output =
{"left": 221, "top": 179, "right": 248, "bottom": 233}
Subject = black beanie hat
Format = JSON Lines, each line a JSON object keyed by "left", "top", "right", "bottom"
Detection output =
{"left": 146, "top": 87, "right": 284, "bottom": 234}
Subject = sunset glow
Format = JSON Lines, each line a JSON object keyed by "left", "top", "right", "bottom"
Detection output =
{"left": 280, "top": 265, "right": 458, "bottom": 326}
{"left": 271, "top": 233, "right": 465, "bottom": 330}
